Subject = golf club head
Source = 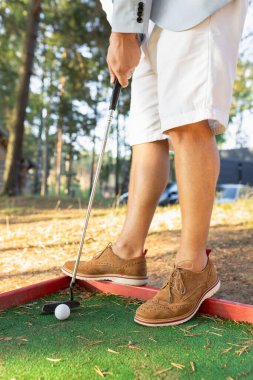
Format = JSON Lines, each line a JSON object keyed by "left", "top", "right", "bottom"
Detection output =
{"left": 42, "top": 300, "right": 80, "bottom": 314}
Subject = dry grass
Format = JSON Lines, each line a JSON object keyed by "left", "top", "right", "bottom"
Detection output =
{"left": 0, "top": 197, "right": 252, "bottom": 304}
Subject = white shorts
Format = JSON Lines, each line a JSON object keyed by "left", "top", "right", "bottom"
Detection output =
{"left": 126, "top": 0, "right": 248, "bottom": 146}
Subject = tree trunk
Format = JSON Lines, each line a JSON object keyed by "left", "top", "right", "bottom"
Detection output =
{"left": 89, "top": 127, "right": 96, "bottom": 196}
{"left": 121, "top": 114, "right": 132, "bottom": 194}
{"left": 34, "top": 72, "right": 45, "bottom": 194}
{"left": 55, "top": 77, "right": 65, "bottom": 196}
{"left": 34, "top": 113, "right": 43, "bottom": 194}
{"left": 41, "top": 121, "right": 49, "bottom": 196}
{"left": 66, "top": 144, "right": 73, "bottom": 196}
{"left": 89, "top": 101, "right": 98, "bottom": 196}
{"left": 55, "top": 120, "right": 63, "bottom": 195}
{"left": 2, "top": 0, "right": 42, "bottom": 195}
{"left": 41, "top": 70, "right": 53, "bottom": 197}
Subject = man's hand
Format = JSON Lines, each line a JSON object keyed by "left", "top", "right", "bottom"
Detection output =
{"left": 107, "top": 32, "right": 141, "bottom": 88}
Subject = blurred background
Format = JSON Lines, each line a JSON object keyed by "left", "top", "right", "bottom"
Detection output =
{"left": 0, "top": 0, "right": 252, "bottom": 302}
{"left": 0, "top": 0, "right": 131, "bottom": 201}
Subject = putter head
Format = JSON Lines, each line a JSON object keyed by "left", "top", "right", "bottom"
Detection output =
{"left": 42, "top": 300, "right": 80, "bottom": 314}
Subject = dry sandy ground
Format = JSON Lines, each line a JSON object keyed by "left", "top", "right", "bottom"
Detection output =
{"left": 0, "top": 199, "right": 252, "bottom": 304}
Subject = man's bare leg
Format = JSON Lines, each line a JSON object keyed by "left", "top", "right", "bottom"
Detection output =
{"left": 112, "top": 139, "right": 170, "bottom": 259}
{"left": 167, "top": 120, "right": 220, "bottom": 271}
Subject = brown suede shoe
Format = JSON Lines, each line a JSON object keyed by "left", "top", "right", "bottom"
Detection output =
{"left": 134, "top": 252, "right": 220, "bottom": 326}
{"left": 62, "top": 243, "right": 148, "bottom": 286}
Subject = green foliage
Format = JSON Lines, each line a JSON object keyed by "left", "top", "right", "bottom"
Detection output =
{"left": 0, "top": 0, "right": 29, "bottom": 129}
{"left": 230, "top": 58, "right": 253, "bottom": 120}
{"left": 1, "top": 1, "right": 252, "bottom": 196}
{"left": 0, "top": 0, "right": 118, "bottom": 196}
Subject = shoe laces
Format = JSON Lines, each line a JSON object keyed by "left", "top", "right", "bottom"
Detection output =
{"left": 162, "top": 266, "right": 186, "bottom": 303}
{"left": 94, "top": 242, "right": 112, "bottom": 259}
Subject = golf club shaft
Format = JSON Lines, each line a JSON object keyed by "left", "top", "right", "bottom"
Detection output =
{"left": 70, "top": 80, "right": 121, "bottom": 289}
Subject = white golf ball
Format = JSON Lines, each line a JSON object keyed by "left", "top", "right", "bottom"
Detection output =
{"left": 54, "top": 304, "right": 70, "bottom": 320}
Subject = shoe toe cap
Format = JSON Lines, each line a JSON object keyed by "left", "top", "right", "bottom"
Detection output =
{"left": 62, "top": 260, "right": 75, "bottom": 273}
{"left": 136, "top": 299, "right": 188, "bottom": 321}
{"left": 135, "top": 300, "right": 162, "bottom": 320}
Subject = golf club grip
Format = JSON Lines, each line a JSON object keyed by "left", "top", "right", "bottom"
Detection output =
{"left": 109, "top": 79, "right": 121, "bottom": 110}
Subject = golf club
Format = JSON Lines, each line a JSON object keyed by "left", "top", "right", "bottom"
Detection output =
{"left": 42, "top": 79, "right": 122, "bottom": 313}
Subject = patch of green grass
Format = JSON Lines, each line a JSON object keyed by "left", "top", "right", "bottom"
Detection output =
{"left": 0, "top": 290, "right": 252, "bottom": 379}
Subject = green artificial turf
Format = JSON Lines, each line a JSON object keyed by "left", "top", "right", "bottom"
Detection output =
{"left": 0, "top": 288, "right": 252, "bottom": 380}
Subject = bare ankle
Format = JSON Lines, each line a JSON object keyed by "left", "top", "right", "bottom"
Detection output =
{"left": 112, "top": 241, "right": 145, "bottom": 259}
{"left": 175, "top": 250, "right": 208, "bottom": 272}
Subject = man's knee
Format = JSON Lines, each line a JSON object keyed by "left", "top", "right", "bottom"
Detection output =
{"left": 165, "top": 120, "right": 213, "bottom": 145}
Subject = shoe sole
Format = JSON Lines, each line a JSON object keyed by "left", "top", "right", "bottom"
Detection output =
{"left": 134, "top": 280, "right": 221, "bottom": 327}
{"left": 61, "top": 268, "right": 148, "bottom": 286}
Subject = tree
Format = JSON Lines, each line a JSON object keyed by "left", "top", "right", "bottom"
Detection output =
{"left": 0, "top": 0, "right": 28, "bottom": 130}
{"left": 230, "top": 59, "right": 253, "bottom": 147}
{"left": 0, "top": 0, "right": 121, "bottom": 197}
{"left": 2, "top": 0, "right": 42, "bottom": 195}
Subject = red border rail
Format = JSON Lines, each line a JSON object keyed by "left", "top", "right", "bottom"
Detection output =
{"left": 78, "top": 279, "right": 253, "bottom": 324}
{"left": 0, "top": 276, "right": 69, "bottom": 311}
{"left": 0, "top": 276, "right": 252, "bottom": 324}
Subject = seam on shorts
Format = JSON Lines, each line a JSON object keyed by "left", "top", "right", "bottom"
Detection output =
{"left": 127, "top": 111, "right": 160, "bottom": 126}
{"left": 144, "top": 25, "right": 161, "bottom": 74}
{"left": 160, "top": 108, "right": 228, "bottom": 136}
{"left": 141, "top": 27, "right": 154, "bottom": 65}
{"left": 204, "top": 16, "right": 211, "bottom": 111}
{"left": 126, "top": 133, "right": 168, "bottom": 147}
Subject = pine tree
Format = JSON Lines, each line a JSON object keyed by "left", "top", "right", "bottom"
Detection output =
{"left": 2, "top": 0, "right": 42, "bottom": 195}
